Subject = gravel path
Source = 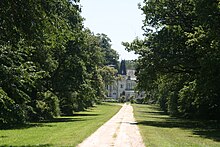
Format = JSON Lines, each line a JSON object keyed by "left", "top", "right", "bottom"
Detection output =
{"left": 77, "top": 103, "right": 145, "bottom": 147}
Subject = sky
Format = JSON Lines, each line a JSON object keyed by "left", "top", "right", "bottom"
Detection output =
{"left": 80, "top": 0, "right": 144, "bottom": 60}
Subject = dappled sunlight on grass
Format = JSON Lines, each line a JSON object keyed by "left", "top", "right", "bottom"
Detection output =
{"left": 133, "top": 104, "right": 220, "bottom": 147}
{"left": 0, "top": 103, "right": 121, "bottom": 147}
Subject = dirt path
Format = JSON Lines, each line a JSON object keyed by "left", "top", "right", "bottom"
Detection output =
{"left": 77, "top": 103, "right": 145, "bottom": 147}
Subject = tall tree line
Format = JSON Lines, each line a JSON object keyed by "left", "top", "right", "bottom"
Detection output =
{"left": 0, "top": 0, "right": 118, "bottom": 127}
{"left": 124, "top": 0, "right": 220, "bottom": 119}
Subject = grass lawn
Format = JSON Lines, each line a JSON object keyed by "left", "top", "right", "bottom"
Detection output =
{"left": 0, "top": 103, "right": 121, "bottom": 147}
{"left": 133, "top": 104, "right": 220, "bottom": 147}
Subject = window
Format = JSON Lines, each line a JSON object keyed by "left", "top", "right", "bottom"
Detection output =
{"left": 126, "top": 83, "right": 132, "bottom": 90}
{"left": 121, "top": 84, "right": 123, "bottom": 88}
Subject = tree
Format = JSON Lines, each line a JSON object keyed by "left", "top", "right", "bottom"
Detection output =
{"left": 97, "top": 34, "right": 119, "bottom": 70}
{"left": 125, "top": 60, "right": 137, "bottom": 70}
{"left": 124, "top": 0, "right": 220, "bottom": 119}
{"left": 0, "top": 0, "right": 117, "bottom": 126}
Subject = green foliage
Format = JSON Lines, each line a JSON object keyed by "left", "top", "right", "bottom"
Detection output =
{"left": 124, "top": 0, "right": 220, "bottom": 119}
{"left": 0, "top": 0, "right": 119, "bottom": 127}
{"left": 30, "top": 91, "right": 60, "bottom": 121}
{"left": 97, "top": 33, "right": 119, "bottom": 69}
{"left": 178, "top": 80, "right": 198, "bottom": 118}
{"left": 118, "top": 96, "right": 126, "bottom": 103}
{"left": 0, "top": 87, "right": 28, "bottom": 127}
{"left": 99, "top": 66, "right": 118, "bottom": 85}
{"left": 125, "top": 60, "right": 137, "bottom": 70}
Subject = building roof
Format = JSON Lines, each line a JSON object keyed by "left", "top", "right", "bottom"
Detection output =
{"left": 119, "top": 60, "right": 127, "bottom": 75}
{"left": 118, "top": 60, "right": 136, "bottom": 80}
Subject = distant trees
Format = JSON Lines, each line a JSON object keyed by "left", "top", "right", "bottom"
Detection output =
{"left": 125, "top": 60, "right": 137, "bottom": 70}
{"left": 97, "top": 33, "right": 119, "bottom": 70}
{"left": 0, "top": 0, "right": 118, "bottom": 127}
{"left": 124, "top": 0, "right": 220, "bottom": 119}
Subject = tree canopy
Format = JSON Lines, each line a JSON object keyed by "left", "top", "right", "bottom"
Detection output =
{"left": 0, "top": 0, "right": 119, "bottom": 127}
{"left": 124, "top": 0, "right": 220, "bottom": 119}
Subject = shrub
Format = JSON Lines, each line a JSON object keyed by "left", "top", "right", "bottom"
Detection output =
{"left": 178, "top": 81, "right": 197, "bottom": 118}
{"left": 0, "top": 88, "right": 27, "bottom": 127}
{"left": 30, "top": 91, "right": 60, "bottom": 121}
{"left": 118, "top": 96, "right": 126, "bottom": 103}
{"left": 129, "top": 96, "right": 135, "bottom": 103}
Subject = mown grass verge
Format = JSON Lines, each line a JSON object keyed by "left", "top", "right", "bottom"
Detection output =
{"left": 0, "top": 102, "right": 121, "bottom": 147}
{"left": 133, "top": 104, "right": 220, "bottom": 147}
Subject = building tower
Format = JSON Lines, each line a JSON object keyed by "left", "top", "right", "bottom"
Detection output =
{"left": 119, "top": 60, "right": 127, "bottom": 75}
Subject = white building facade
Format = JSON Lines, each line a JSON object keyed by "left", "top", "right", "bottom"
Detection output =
{"left": 106, "top": 60, "right": 142, "bottom": 100}
{"left": 106, "top": 71, "right": 137, "bottom": 99}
